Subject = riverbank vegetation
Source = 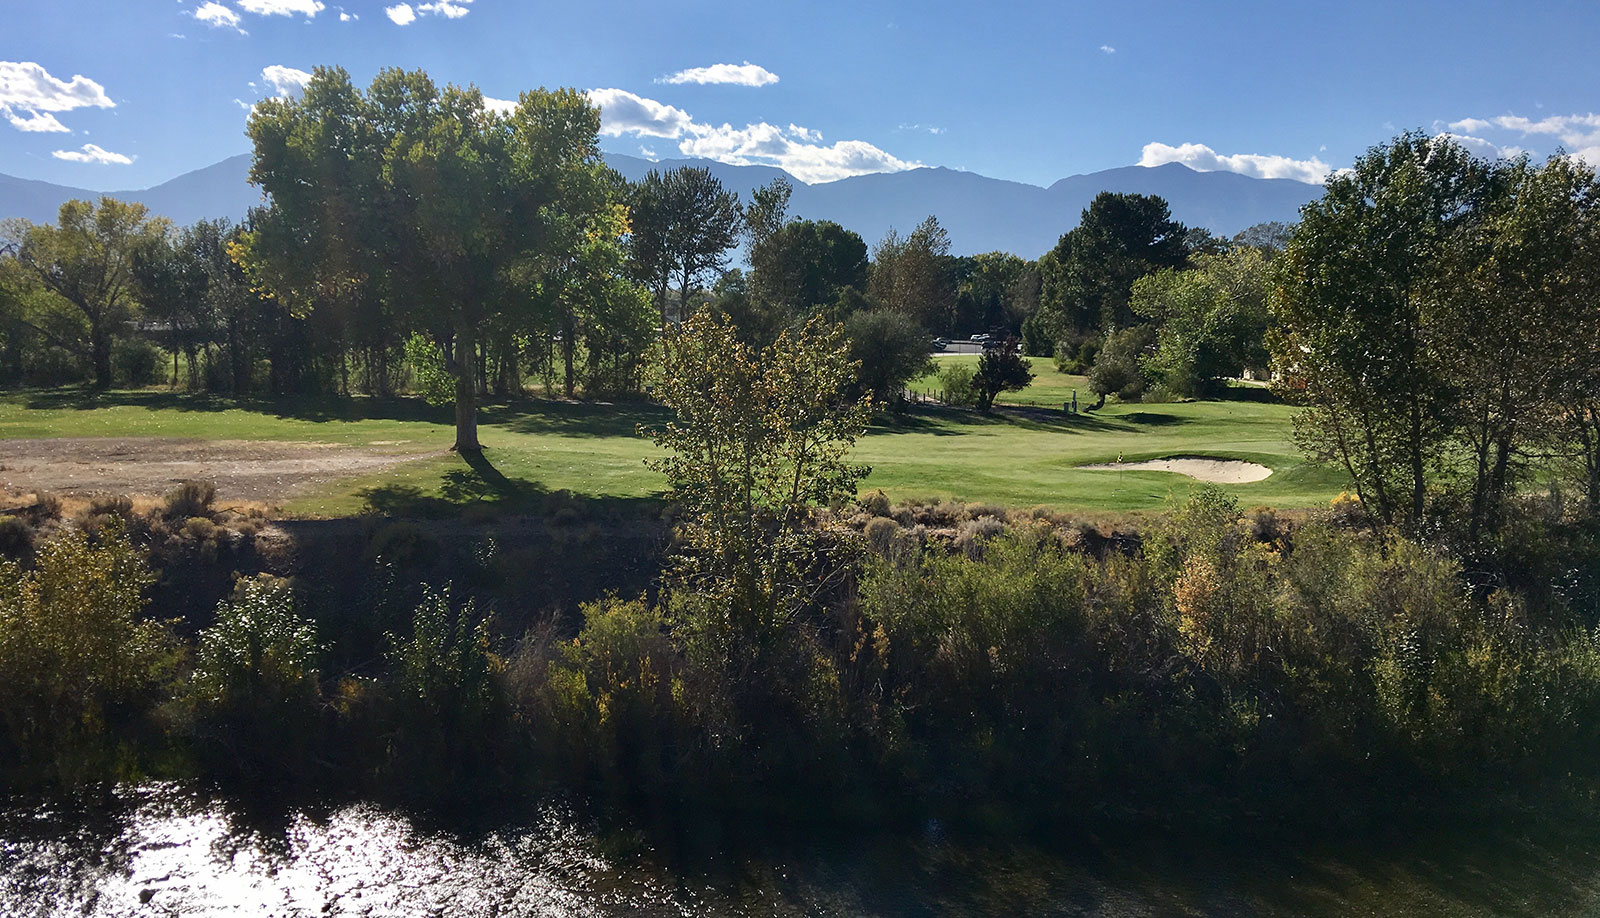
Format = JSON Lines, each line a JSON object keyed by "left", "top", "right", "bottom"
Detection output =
{"left": 3, "top": 74, "right": 1600, "bottom": 851}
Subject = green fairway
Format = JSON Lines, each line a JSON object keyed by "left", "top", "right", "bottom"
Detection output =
{"left": 0, "top": 383, "right": 1348, "bottom": 516}
{"left": 914, "top": 353, "right": 1092, "bottom": 409}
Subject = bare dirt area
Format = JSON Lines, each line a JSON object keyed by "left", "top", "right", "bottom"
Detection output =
{"left": 1079, "top": 456, "right": 1273, "bottom": 484}
{"left": 0, "top": 437, "right": 433, "bottom": 504}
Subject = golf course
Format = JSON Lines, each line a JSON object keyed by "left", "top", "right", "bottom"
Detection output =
{"left": 0, "top": 356, "right": 1347, "bottom": 517}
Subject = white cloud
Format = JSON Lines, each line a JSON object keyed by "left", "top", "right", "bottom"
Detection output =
{"left": 194, "top": 2, "right": 247, "bottom": 33}
{"left": 261, "top": 65, "right": 313, "bottom": 97}
{"left": 417, "top": 0, "right": 472, "bottom": 18}
{"left": 586, "top": 88, "right": 919, "bottom": 183}
{"left": 587, "top": 88, "right": 696, "bottom": 139}
{"left": 387, "top": 0, "right": 470, "bottom": 23}
{"left": 52, "top": 143, "right": 133, "bottom": 165}
{"left": 237, "top": 0, "right": 325, "bottom": 17}
{"left": 639, "top": 145, "right": 657, "bottom": 159}
{"left": 339, "top": 10, "right": 356, "bottom": 20}
{"left": 658, "top": 61, "right": 779, "bottom": 87}
{"left": 482, "top": 95, "right": 517, "bottom": 115}
{"left": 1139, "top": 141, "right": 1331, "bottom": 183}
{"left": 6, "top": 109, "right": 69, "bottom": 132}
{"left": 897, "top": 122, "right": 944, "bottom": 135}
{"left": 1100, "top": 45, "right": 1116, "bottom": 54}
{"left": 0, "top": 61, "right": 115, "bottom": 135}
{"left": 1445, "top": 112, "right": 1600, "bottom": 166}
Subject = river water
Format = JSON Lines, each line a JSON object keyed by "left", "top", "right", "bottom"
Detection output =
{"left": 3, "top": 783, "right": 1600, "bottom": 916}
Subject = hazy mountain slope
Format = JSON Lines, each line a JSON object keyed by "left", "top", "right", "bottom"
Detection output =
{"left": 2, "top": 153, "right": 1319, "bottom": 257}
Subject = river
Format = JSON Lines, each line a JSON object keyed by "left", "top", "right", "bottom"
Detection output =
{"left": 3, "top": 783, "right": 1600, "bottom": 916}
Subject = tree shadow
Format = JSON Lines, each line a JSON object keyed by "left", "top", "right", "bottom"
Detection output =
{"left": 357, "top": 448, "right": 664, "bottom": 520}
{"left": 1120, "top": 411, "right": 1183, "bottom": 426}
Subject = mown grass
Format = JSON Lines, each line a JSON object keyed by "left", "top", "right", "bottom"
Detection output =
{"left": 0, "top": 380, "right": 1348, "bottom": 516}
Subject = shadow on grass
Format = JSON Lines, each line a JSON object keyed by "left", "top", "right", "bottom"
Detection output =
{"left": 11, "top": 387, "right": 672, "bottom": 438}
{"left": 358, "top": 448, "right": 664, "bottom": 520}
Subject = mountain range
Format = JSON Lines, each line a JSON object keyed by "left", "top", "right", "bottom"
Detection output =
{"left": 0, "top": 153, "right": 1320, "bottom": 258}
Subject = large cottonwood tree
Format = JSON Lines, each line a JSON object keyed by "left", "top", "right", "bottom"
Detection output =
{"left": 243, "top": 67, "right": 613, "bottom": 452}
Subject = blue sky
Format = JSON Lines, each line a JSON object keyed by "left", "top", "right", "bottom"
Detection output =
{"left": 4, "top": 0, "right": 1599, "bottom": 190}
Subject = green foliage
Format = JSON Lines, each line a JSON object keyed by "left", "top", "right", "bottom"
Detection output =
{"left": 646, "top": 310, "right": 872, "bottom": 648}
{"left": 403, "top": 333, "right": 457, "bottom": 407}
{"left": 938, "top": 361, "right": 978, "bottom": 407}
{"left": 869, "top": 216, "right": 956, "bottom": 332}
{"left": 540, "top": 596, "right": 688, "bottom": 788}
{"left": 972, "top": 343, "right": 1034, "bottom": 411}
{"left": 1036, "top": 192, "right": 1190, "bottom": 344}
{"left": 4, "top": 197, "right": 172, "bottom": 389}
{"left": 112, "top": 337, "right": 164, "bottom": 388}
{"left": 389, "top": 587, "right": 497, "bottom": 722}
{"left": 0, "top": 524, "right": 174, "bottom": 787}
{"left": 245, "top": 68, "right": 614, "bottom": 449}
{"left": 1132, "top": 248, "right": 1271, "bottom": 397}
{"left": 192, "top": 579, "right": 320, "bottom": 711}
{"left": 1088, "top": 325, "right": 1154, "bottom": 401}
{"left": 843, "top": 309, "right": 933, "bottom": 405}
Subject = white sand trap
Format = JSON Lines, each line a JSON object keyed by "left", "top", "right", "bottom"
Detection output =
{"left": 1079, "top": 456, "right": 1273, "bottom": 484}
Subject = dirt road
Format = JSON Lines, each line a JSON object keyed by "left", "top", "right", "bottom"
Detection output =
{"left": 0, "top": 437, "right": 432, "bottom": 503}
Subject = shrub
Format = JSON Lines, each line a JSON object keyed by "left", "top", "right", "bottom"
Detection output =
{"left": 860, "top": 489, "right": 891, "bottom": 517}
{"left": 113, "top": 337, "right": 164, "bottom": 388}
{"left": 863, "top": 516, "right": 900, "bottom": 553}
{"left": 938, "top": 362, "right": 978, "bottom": 408}
{"left": 89, "top": 494, "right": 134, "bottom": 518}
{"left": 192, "top": 578, "right": 320, "bottom": 712}
{"left": 0, "top": 517, "right": 35, "bottom": 564}
{"left": 25, "top": 492, "right": 62, "bottom": 525}
{"left": 163, "top": 480, "right": 216, "bottom": 520}
{"left": 0, "top": 525, "right": 175, "bottom": 788}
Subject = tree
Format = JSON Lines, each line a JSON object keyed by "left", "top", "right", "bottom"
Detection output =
{"left": 628, "top": 167, "right": 741, "bottom": 329}
{"left": 1035, "top": 192, "right": 1189, "bottom": 346}
{"left": 1435, "top": 153, "right": 1600, "bottom": 535}
{"left": 869, "top": 216, "right": 956, "bottom": 331}
{"left": 750, "top": 219, "right": 869, "bottom": 319}
{"left": 973, "top": 340, "right": 1034, "bottom": 412}
{"left": 1088, "top": 325, "right": 1155, "bottom": 406}
{"left": 1272, "top": 132, "right": 1495, "bottom": 533}
{"left": 645, "top": 311, "right": 872, "bottom": 648}
{"left": 953, "top": 251, "right": 1030, "bottom": 336}
{"left": 843, "top": 309, "right": 934, "bottom": 407}
{"left": 244, "top": 67, "right": 612, "bottom": 452}
{"left": 1132, "top": 247, "right": 1272, "bottom": 397}
{"left": 4, "top": 198, "right": 169, "bottom": 389}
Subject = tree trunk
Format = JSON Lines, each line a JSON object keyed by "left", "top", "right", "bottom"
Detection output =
{"left": 90, "top": 324, "right": 112, "bottom": 390}
{"left": 562, "top": 305, "right": 576, "bottom": 399}
{"left": 453, "top": 324, "right": 482, "bottom": 453}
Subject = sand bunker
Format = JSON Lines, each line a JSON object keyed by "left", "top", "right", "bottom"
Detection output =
{"left": 1079, "top": 456, "right": 1273, "bottom": 484}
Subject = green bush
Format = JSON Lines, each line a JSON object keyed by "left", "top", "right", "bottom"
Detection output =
{"left": 113, "top": 337, "right": 164, "bottom": 388}
{"left": 938, "top": 362, "right": 978, "bottom": 407}
{"left": 0, "top": 525, "right": 175, "bottom": 788}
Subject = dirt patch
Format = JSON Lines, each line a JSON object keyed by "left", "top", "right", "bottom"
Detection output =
{"left": 1079, "top": 456, "right": 1273, "bottom": 484}
{"left": 0, "top": 437, "right": 435, "bottom": 504}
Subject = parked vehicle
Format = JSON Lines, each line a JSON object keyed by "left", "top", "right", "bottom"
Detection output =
{"left": 931, "top": 337, "right": 949, "bottom": 351}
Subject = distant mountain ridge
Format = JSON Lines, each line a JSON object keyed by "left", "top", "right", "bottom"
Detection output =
{"left": 0, "top": 153, "right": 1319, "bottom": 258}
